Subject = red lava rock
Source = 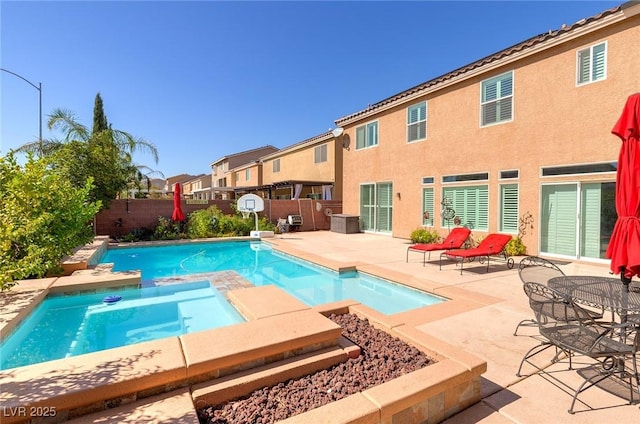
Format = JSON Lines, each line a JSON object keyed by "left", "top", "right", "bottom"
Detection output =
{"left": 197, "top": 313, "right": 436, "bottom": 424}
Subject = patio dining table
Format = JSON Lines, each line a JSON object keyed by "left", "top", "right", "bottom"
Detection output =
{"left": 548, "top": 275, "right": 640, "bottom": 323}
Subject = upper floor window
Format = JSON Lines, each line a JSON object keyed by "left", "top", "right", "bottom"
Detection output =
{"left": 314, "top": 144, "right": 328, "bottom": 163}
{"left": 355, "top": 121, "right": 378, "bottom": 150}
{"left": 481, "top": 71, "right": 513, "bottom": 126}
{"left": 273, "top": 159, "right": 280, "bottom": 173}
{"left": 235, "top": 171, "right": 241, "bottom": 182}
{"left": 577, "top": 42, "right": 606, "bottom": 85}
{"left": 407, "top": 101, "right": 427, "bottom": 142}
{"left": 245, "top": 169, "right": 251, "bottom": 180}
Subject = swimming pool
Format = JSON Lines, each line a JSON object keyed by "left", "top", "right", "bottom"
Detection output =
{"left": 0, "top": 281, "right": 244, "bottom": 370}
{"left": 99, "top": 241, "right": 445, "bottom": 315}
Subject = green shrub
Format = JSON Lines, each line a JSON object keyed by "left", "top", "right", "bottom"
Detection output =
{"left": 0, "top": 153, "right": 100, "bottom": 289}
{"left": 153, "top": 216, "right": 182, "bottom": 240}
{"left": 186, "top": 206, "right": 277, "bottom": 238}
{"left": 505, "top": 237, "right": 527, "bottom": 256}
{"left": 120, "top": 227, "right": 153, "bottom": 242}
{"left": 187, "top": 206, "right": 221, "bottom": 239}
{"left": 410, "top": 228, "right": 440, "bottom": 244}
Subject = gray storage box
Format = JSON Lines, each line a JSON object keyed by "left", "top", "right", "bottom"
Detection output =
{"left": 331, "top": 214, "right": 360, "bottom": 234}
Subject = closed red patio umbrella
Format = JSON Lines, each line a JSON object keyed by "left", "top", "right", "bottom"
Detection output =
{"left": 606, "top": 93, "right": 640, "bottom": 289}
{"left": 172, "top": 183, "right": 185, "bottom": 222}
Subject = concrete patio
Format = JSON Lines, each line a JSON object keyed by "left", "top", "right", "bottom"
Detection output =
{"left": 268, "top": 230, "right": 640, "bottom": 423}
{"left": 1, "top": 230, "right": 639, "bottom": 423}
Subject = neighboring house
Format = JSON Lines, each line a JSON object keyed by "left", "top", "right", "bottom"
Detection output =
{"left": 258, "top": 131, "right": 343, "bottom": 200}
{"left": 334, "top": 2, "right": 640, "bottom": 263}
{"left": 165, "top": 174, "right": 197, "bottom": 195}
{"left": 210, "top": 145, "right": 279, "bottom": 200}
{"left": 182, "top": 174, "right": 211, "bottom": 200}
{"left": 231, "top": 161, "right": 263, "bottom": 191}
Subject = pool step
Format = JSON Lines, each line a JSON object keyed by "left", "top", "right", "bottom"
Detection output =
{"left": 0, "top": 306, "right": 343, "bottom": 423}
{"left": 65, "top": 387, "right": 199, "bottom": 424}
{"left": 192, "top": 336, "right": 360, "bottom": 408}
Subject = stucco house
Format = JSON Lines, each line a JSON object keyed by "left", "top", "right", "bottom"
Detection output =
{"left": 257, "top": 131, "right": 344, "bottom": 200}
{"left": 182, "top": 174, "right": 212, "bottom": 200}
{"left": 334, "top": 1, "right": 640, "bottom": 263}
{"left": 209, "top": 145, "right": 278, "bottom": 199}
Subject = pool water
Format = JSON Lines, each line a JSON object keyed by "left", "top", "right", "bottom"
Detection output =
{"left": 100, "top": 241, "right": 445, "bottom": 314}
{"left": 0, "top": 281, "right": 244, "bottom": 370}
{"left": 1, "top": 241, "right": 445, "bottom": 370}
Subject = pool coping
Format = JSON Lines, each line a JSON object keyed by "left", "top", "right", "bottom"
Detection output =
{"left": 1, "top": 236, "right": 491, "bottom": 423}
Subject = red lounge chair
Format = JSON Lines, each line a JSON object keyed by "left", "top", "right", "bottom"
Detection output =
{"left": 407, "top": 227, "right": 471, "bottom": 266}
{"left": 439, "top": 233, "right": 515, "bottom": 275}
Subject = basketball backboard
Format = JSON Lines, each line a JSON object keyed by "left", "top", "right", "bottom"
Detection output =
{"left": 237, "top": 193, "right": 265, "bottom": 212}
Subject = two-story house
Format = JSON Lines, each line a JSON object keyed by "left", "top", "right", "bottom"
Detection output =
{"left": 210, "top": 145, "right": 278, "bottom": 199}
{"left": 334, "top": 1, "right": 640, "bottom": 263}
{"left": 182, "top": 174, "right": 211, "bottom": 200}
{"left": 259, "top": 131, "right": 343, "bottom": 200}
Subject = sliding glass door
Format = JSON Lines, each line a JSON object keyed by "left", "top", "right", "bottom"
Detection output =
{"left": 359, "top": 182, "right": 393, "bottom": 233}
{"left": 540, "top": 182, "right": 615, "bottom": 260}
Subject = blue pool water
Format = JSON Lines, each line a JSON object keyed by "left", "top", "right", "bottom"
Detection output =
{"left": 100, "top": 241, "right": 445, "bottom": 314}
{"left": 0, "top": 281, "right": 244, "bottom": 370}
{"left": 1, "top": 240, "right": 444, "bottom": 370}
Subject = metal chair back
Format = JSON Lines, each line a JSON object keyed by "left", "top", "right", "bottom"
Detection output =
{"left": 518, "top": 256, "right": 565, "bottom": 285}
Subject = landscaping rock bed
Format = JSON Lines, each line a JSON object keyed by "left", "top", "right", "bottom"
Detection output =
{"left": 197, "top": 313, "right": 436, "bottom": 424}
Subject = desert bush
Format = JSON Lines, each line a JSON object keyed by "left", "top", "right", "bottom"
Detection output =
{"left": 410, "top": 228, "right": 440, "bottom": 244}
{"left": 505, "top": 237, "right": 527, "bottom": 256}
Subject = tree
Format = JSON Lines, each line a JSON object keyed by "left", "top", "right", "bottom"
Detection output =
{"left": 0, "top": 152, "right": 101, "bottom": 290}
{"left": 43, "top": 93, "right": 160, "bottom": 208}
{"left": 92, "top": 92, "right": 109, "bottom": 134}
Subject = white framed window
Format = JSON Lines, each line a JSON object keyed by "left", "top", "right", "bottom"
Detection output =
{"left": 422, "top": 187, "right": 434, "bottom": 227}
{"left": 577, "top": 42, "right": 607, "bottom": 85}
{"left": 355, "top": 121, "right": 379, "bottom": 150}
{"left": 481, "top": 71, "right": 513, "bottom": 126}
{"left": 273, "top": 159, "right": 280, "bottom": 173}
{"left": 314, "top": 144, "right": 328, "bottom": 163}
{"left": 407, "top": 101, "right": 427, "bottom": 142}
{"left": 245, "top": 169, "right": 251, "bottom": 180}
{"left": 500, "top": 183, "right": 519, "bottom": 233}
{"left": 442, "top": 185, "right": 489, "bottom": 230}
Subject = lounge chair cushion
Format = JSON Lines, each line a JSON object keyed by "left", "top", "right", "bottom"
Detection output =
{"left": 444, "top": 233, "right": 511, "bottom": 258}
{"left": 408, "top": 227, "right": 471, "bottom": 252}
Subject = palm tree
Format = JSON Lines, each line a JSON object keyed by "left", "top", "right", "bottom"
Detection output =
{"left": 47, "top": 107, "right": 159, "bottom": 163}
{"left": 18, "top": 96, "right": 161, "bottom": 209}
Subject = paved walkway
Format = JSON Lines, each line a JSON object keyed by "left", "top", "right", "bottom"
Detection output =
{"left": 269, "top": 230, "right": 640, "bottom": 423}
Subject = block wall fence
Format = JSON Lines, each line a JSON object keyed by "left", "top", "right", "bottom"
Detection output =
{"left": 94, "top": 199, "right": 343, "bottom": 238}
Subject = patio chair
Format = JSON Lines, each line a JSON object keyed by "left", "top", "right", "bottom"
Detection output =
{"left": 439, "top": 233, "right": 514, "bottom": 275}
{"left": 513, "top": 256, "right": 604, "bottom": 336}
{"left": 406, "top": 227, "right": 471, "bottom": 265}
{"left": 516, "top": 282, "right": 640, "bottom": 414}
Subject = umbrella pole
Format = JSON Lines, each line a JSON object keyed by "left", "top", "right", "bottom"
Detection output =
{"left": 621, "top": 269, "right": 631, "bottom": 324}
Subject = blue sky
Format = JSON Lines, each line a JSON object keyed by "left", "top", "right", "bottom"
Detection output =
{"left": 1, "top": 0, "right": 621, "bottom": 178}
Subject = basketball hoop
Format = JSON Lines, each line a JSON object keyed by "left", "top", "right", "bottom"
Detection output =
{"left": 237, "top": 194, "right": 264, "bottom": 233}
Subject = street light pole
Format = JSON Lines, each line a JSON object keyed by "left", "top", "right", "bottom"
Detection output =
{"left": 1, "top": 67, "right": 43, "bottom": 152}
